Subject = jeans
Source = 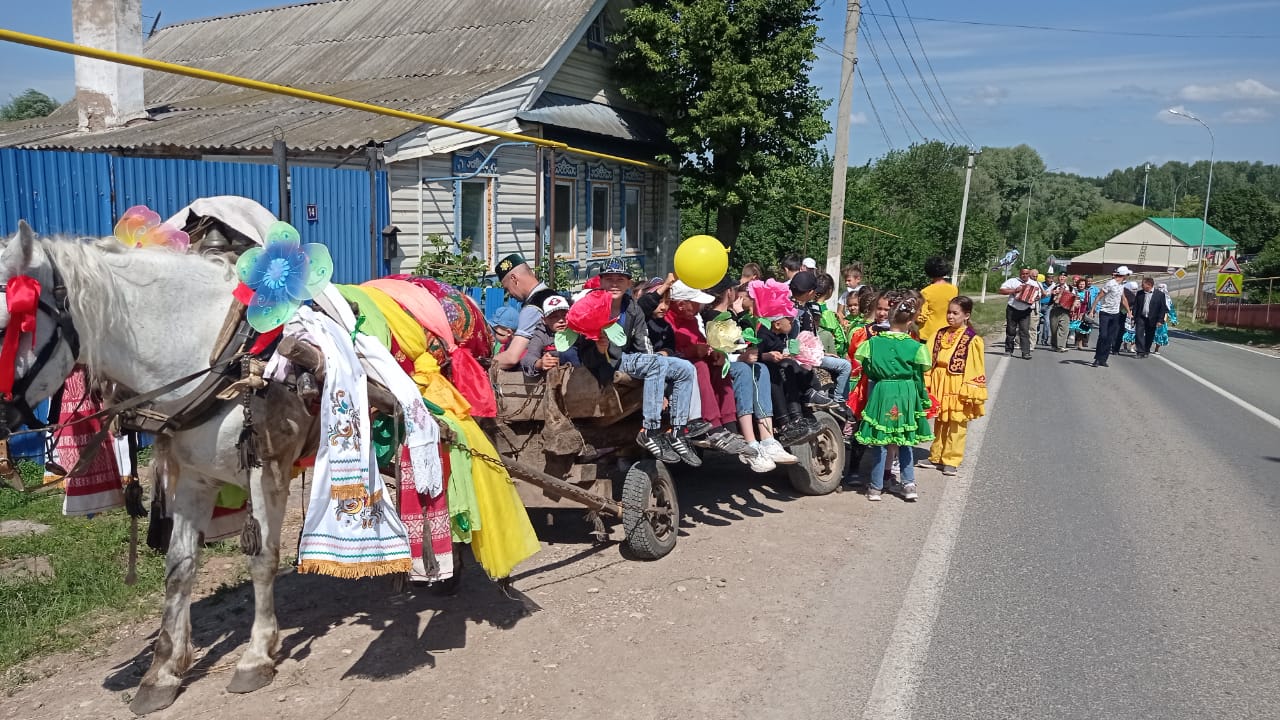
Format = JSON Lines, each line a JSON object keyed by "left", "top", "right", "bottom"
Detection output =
{"left": 819, "top": 356, "right": 853, "bottom": 402}
{"left": 1093, "top": 312, "right": 1122, "bottom": 364}
{"left": 728, "top": 361, "right": 773, "bottom": 419}
{"left": 869, "top": 444, "right": 915, "bottom": 491}
{"left": 1005, "top": 305, "right": 1032, "bottom": 355}
{"left": 619, "top": 353, "right": 695, "bottom": 430}
{"left": 1036, "top": 306, "right": 1052, "bottom": 346}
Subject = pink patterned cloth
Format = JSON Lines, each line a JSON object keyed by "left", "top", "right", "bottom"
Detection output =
{"left": 399, "top": 445, "right": 453, "bottom": 582}
{"left": 57, "top": 368, "right": 124, "bottom": 516}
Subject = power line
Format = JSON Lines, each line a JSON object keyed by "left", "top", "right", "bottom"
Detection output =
{"left": 837, "top": 31, "right": 924, "bottom": 142}
{"left": 860, "top": 10, "right": 1280, "bottom": 40}
{"left": 863, "top": 1, "right": 955, "bottom": 143}
{"left": 856, "top": 64, "right": 895, "bottom": 149}
{"left": 896, "top": 0, "right": 974, "bottom": 147}
{"left": 883, "top": 0, "right": 970, "bottom": 146}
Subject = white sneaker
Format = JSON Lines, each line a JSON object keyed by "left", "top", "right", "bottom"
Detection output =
{"left": 761, "top": 438, "right": 799, "bottom": 464}
{"left": 739, "top": 446, "right": 777, "bottom": 473}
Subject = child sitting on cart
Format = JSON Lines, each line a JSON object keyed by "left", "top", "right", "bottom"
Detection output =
{"left": 519, "top": 293, "right": 580, "bottom": 377}
{"left": 575, "top": 259, "right": 703, "bottom": 467}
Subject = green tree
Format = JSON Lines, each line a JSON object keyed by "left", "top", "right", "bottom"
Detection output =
{"left": 1067, "top": 209, "right": 1149, "bottom": 254}
{"left": 1176, "top": 194, "right": 1203, "bottom": 219}
{"left": 1206, "top": 186, "right": 1280, "bottom": 255}
{"left": 613, "top": 0, "right": 831, "bottom": 246}
{"left": 0, "top": 89, "right": 58, "bottom": 121}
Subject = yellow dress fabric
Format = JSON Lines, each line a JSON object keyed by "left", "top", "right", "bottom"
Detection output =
{"left": 361, "top": 285, "right": 539, "bottom": 577}
{"left": 925, "top": 326, "right": 987, "bottom": 423}
{"left": 917, "top": 281, "right": 959, "bottom": 345}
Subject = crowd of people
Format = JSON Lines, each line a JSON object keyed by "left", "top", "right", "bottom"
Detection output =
{"left": 996, "top": 265, "right": 1178, "bottom": 365}
{"left": 483, "top": 252, "right": 993, "bottom": 503}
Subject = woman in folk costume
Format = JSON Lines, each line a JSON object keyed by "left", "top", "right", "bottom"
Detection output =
{"left": 923, "top": 296, "right": 987, "bottom": 477}
{"left": 1152, "top": 282, "right": 1178, "bottom": 353}
{"left": 853, "top": 292, "right": 933, "bottom": 502}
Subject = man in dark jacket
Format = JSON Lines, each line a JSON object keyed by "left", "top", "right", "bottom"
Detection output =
{"left": 1131, "top": 276, "right": 1168, "bottom": 358}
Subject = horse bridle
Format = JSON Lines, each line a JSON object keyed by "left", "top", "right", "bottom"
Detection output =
{"left": 0, "top": 264, "right": 81, "bottom": 437}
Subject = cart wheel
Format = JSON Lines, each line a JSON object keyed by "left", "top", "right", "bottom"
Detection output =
{"left": 622, "top": 459, "right": 679, "bottom": 560}
{"left": 785, "top": 412, "right": 845, "bottom": 496}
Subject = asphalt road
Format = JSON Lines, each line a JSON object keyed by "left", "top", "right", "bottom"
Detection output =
{"left": 905, "top": 340, "right": 1280, "bottom": 719}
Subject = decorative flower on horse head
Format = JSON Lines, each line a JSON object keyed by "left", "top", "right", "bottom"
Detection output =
{"left": 113, "top": 205, "right": 191, "bottom": 252}
{"left": 236, "top": 221, "right": 334, "bottom": 332}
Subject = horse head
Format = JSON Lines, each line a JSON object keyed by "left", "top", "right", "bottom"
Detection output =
{"left": 0, "top": 221, "right": 80, "bottom": 435}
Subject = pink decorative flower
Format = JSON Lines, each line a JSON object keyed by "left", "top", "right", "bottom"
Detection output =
{"left": 794, "top": 330, "right": 825, "bottom": 368}
{"left": 113, "top": 205, "right": 190, "bottom": 252}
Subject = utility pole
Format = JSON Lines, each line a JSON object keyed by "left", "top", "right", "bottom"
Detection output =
{"left": 1141, "top": 162, "right": 1150, "bottom": 210}
{"left": 950, "top": 149, "right": 977, "bottom": 283}
{"left": 824, "top": 0, "right": 862, "bottom": 303}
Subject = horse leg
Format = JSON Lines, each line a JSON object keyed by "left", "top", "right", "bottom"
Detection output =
{"left": 227, "top": 460, "right": 290, "bottom": 694}
{"left": 131, "top": 477, "right": 219, "bottom": 716}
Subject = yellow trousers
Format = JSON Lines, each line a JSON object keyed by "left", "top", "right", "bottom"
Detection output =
{"left": 929, "top": 419, "right": 969, "bottom": 467}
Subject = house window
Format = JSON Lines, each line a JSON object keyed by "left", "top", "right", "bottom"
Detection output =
{"left": 552, "top": 181, "right": 575, "bottom": 257}
{"left": 459, "top": 179, "right": 492, "bottom": 264}
{"left": 586, "top": 13, "right": 609, "bottom": 51}
{"left": 591, "top": 184, "right": 611, "bottom": 255}
{"left": 623, "top": 185, "right": 642, "bottom": 252}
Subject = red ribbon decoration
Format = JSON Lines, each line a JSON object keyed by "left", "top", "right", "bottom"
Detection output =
{"left": 0, "top": 275, "right": 42, "bottom": 400}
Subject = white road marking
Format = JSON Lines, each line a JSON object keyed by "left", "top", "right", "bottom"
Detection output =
{"left": 1153, "top": 353, "right": 1280, "bottom": 431}
{"left": 1169, "top": 330, "right": 1280, "bottom": 359}
{"left": 859, "top": 353, "right": 1012, "bottom": 720}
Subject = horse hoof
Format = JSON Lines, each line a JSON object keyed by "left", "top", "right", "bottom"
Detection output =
{"left": 130, "top": 684, "right": 181, "bottom": 716}
{"left": 226, "top": 666, "right": 276, "bottom": 694}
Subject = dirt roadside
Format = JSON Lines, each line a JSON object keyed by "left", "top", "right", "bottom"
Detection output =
{"left": 1, "top": 455, "right": 941, "bottom": 720}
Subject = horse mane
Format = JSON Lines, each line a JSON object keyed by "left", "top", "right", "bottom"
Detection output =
{"left": 38, "top": 235, "right": 234, "bottom": 368}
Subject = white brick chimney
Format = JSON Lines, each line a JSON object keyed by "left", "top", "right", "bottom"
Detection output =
{"left": 72, "top": 0, "right": 147, "bottom": 131}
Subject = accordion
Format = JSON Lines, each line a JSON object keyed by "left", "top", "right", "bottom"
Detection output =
{"left": 1057, "top": 289, "right": 1077, "bottom": 310}
{"left": 1014, "top": 282, "right": 1041, "bottom": 305}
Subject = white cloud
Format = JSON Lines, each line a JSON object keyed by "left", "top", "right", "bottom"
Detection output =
{"left": 1178, "top": 79, "right": 1280, "bottom": 102}
{"left": 1221, "top": 107, "right": 1272, "bottom": 123}
{"left": 976, "top": 85, "right": 1008, "bottom": 107}
{"left": 1158, "top": 1, "right": 1280, "bottom": 20}
{"left": 850, "top": 111, "right": 868, "bottom": 125}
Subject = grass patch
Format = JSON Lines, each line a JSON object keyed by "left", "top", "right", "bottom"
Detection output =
{"left": 969, "top": 297, "right": 1007, "bottom": 339}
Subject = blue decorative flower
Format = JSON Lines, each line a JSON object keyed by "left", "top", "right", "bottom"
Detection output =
{"left": 236, "top": 221, "right": 333, "bottom": 331}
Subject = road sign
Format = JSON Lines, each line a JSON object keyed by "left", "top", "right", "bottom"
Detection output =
{"left": 1174, "top": 268, "right": 1187, "bottom": 279}
{"left": 1215, "top": 273, "right": 1243, "bottom": 296}
{"left": 1218, "top": 255, "right": 1242, "bottom": 274}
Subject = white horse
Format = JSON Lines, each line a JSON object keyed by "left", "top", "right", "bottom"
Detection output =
{"left": 0, "top": 222, "right": 316, "bottom": 714}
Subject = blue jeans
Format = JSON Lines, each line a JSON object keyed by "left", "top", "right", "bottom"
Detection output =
{"left": 868, "top": 445, "right": 915, "bottom": 491}
{"left": 620, "top": 353, "right": 695, "bottom": 430}
{"left": 819, "top": 356, "right": 853, "bottom": 402}
{"left": 728, "top": 361, "right": 772, "bottom": 419}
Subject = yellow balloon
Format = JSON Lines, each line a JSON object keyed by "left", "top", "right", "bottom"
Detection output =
{"left": 673, "top": 234, "right": 729, "bottom": 290}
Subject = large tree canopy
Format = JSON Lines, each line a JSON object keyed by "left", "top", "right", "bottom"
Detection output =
{"left": 0, "top": 89, "right": 58, "bottom": 121}
{"left": 614, "top": 0, "right": 830, "bottom": 246}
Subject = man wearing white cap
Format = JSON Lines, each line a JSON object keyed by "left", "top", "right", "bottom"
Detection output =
{"left": 1090, "top": 265, "right": 1133, "bottom": 367}
{"left": 802, "top": 257, "right": 817, "bottom": 271}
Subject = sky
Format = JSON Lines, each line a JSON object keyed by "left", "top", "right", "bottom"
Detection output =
{"left": 1, "top": 0, "right": 1278, "bottom": 177}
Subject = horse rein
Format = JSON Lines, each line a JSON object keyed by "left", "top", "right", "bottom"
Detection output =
{"left": 0, "top": 264, "right": 81, "bottom": 437}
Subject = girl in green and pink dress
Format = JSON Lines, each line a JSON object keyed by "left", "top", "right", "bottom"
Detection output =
{"left": 853, "top": 292, "right": 934, "bottom": 502}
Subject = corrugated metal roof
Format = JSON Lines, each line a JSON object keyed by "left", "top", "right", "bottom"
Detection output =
{"left": 1146, "top": 217, "right": 1237, "bottom": 249}
{"left": 517, "top": 92, "right": 666, "bottom": 144}
{"left": 0, "top": 0, "right": 599, "bottom": 153}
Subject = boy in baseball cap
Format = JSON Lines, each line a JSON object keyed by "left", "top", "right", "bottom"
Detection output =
{"left": 519, "top": 293, "right": 580, "bottom": 377}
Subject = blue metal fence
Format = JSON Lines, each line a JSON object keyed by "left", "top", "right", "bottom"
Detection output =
{"left": 1, "top": 148, "right": 385, "bottom": 284}
{"left": 464, "top": 286, "right": 520, "bottom": 319}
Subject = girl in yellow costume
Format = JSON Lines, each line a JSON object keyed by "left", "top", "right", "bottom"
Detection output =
{"left": 924, "top": 296, "right": 987, "bottom": 477}
{"left": 358, "top": 285, "right": 541, "bottom": 579}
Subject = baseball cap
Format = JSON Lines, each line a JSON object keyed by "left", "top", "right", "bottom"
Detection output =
{"left": 487, "top": 305, "right": 519, "bottom": 329}
{"left": 707, "top": 273, "right": 737, "bottom": 296}
{"left": 540, "top": 294, "right": 570, "bottom": 316}
{"left": 598, "top": 257, "right": 632, "bottom": 277}
{"left": 789, "top": 270, "right": 817, "bottom": 294}
{"left": 802, "top": 257, "right": 817, "bottom": 270}
{"left": 670, "top": 280, "right": 716, "bottom": 304}
{"left": 1114, "top": 265, "right": 1133, "bottom": 276}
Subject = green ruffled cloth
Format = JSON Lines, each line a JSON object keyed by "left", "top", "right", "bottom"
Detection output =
{"left": 853, "top": 332, "right": 935, "bottom": 446}
{"left": 439, "top": 415, "right": 480, "bottom": 543}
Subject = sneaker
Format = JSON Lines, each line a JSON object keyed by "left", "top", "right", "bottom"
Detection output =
{"left": 637, "top": 429, "right": 678, "bottom": 464}
{"left": 760, "top": 437, "right": 799, "bottom": 464}
{"left": 668, "top": 429, "right": 703, "bottom": 467}
{"left": 803, "top": 388, "right": 836, "bottom": 407}
{"left": 941, "top": 465, "right": 958, "bottom": 476}
{"left": 707, "top": 428, "right": 748, "bottom": 454}
{"left": 685, "top": 419, "right": 713, "bottom": 439}
{"left": 866, "top": 487, "right": 882, "bottom": 501}
{"left": 915, "top": 459, "right": 937, "bottom": 469}
{"left": 739, "top": 445, "right": 776, "bottom": 473}
{"left": 774, "top": 419, "right": 807, "bottom": 446}
{"left": 829, "top": 403, "right": 853, "bottom": 421}
{"left": 901, "top": 482, "right": 918, "bottom": 501}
